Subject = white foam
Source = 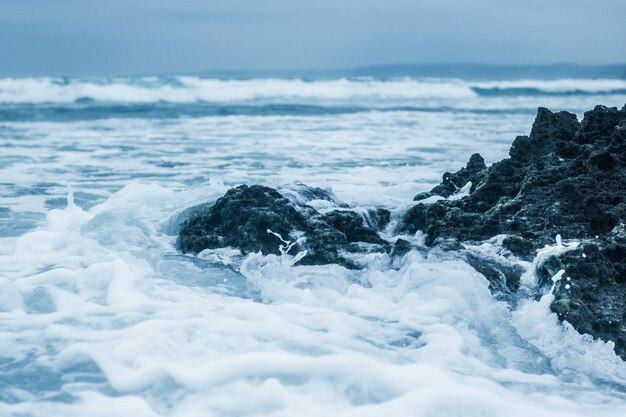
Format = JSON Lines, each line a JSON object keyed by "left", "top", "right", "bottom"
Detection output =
{"left": 0, "top": 76, "right": 478, "bottom": 104}
{"left": 1, "top": 185, "right": 626, "bottom": 416}
{"left": 2, "top": 74, "right": 626, "bottom": 416}
{"left": 473, "top": 78, "right": 626, "bottom": 93}
{"left": 1, "top": 76, "right": 624, "bottom": 105}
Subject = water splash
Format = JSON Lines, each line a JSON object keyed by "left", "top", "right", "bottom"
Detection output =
{"left": 267, "top": 228, "right": 308, "bottom": 266}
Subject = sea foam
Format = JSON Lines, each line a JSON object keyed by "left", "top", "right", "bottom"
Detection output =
{"left": 1, "top": 185, "right": 625, "bottom": 416}
{"left": 2, "top": 75, "right": 626, "bottom": 416}
{"left": 1, "top": 77, "right": 625, "bottom": 105}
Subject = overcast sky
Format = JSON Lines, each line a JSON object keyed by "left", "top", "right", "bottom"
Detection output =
{"left": 1, "top": 0, "right": 625, "bottom": 76}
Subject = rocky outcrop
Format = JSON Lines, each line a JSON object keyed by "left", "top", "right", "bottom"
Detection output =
{"left": 399, "top": 104, "right": 626, "bottom": 359}
{"left": 177, "top": 184, "right": 390, "bottom": 269}
{"left": 176, "top": 104, "right": 626, "bottom": 360}
{"left": 401, "top": 106, "right": 626, "bottom": 252}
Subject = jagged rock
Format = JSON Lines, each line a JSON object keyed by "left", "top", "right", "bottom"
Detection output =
{"left": 414, "top": 153, "right": 488, "bottom": 200}
{"left": 320, "top": 210, "right": 387, "bottom": 246}
{"left": 279, "top": 182, "right": 348, "bottom": 207}
{"left": 502, "top": 236, "right": 534, "bottom": 257}
{"left": 400, "top": 105, "right": 626, "bottom": 252}
{"left": 366, "top": 208, "right": 391, "bottom": 230}
{"left": 538, "top": 227, "right": 626, "bottom": 357}
{"left": 177, "top": 184, "right": 389, "bottom": 269}
{"left": 178, "top": 185, "right": 308, "bottom": 257}
{"left": 399, "top": 104, "right": 626, "bottom": 359}
{"left": 465, "top": 253, "right": 525, "bottom": 296}
{"left": 177, "top": 104, "right": 626, "bottom": 359}
{"left": 390, "top": 238, "right": 413, "bottom": 257}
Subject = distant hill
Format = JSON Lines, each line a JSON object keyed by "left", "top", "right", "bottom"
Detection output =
{"left": 197, "top": 63, "right": 626, "bottom": 80}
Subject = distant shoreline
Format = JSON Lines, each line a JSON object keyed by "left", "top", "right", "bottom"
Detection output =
{"left": 192, "top": 63, "right": 626, "bottom": 81}
{"left": 4, "top": 63, "right": 626, "bottom": 81}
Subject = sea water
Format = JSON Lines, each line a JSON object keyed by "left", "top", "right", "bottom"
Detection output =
{"left": 1, "top": 76, "right": 626, "bottom": 416}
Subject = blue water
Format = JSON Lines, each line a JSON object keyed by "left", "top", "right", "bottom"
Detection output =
{"left": 1, "top": 76, "right": 626, "bottom": 416}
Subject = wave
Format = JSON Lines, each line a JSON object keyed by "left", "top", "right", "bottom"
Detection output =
{"left": 0, "top": 102, "right": 539, "bottom": 122}
{"left": 0, "top": 77, "right": 475, "bottom": 104}
{"left": 472, "top": 87, "right": 626, "bottom": 96}
{"left": 471, "top": 79, "right": 626, "bottom": 96}
{"left": 1, "top": 76, "right": 625, "bottom": 105}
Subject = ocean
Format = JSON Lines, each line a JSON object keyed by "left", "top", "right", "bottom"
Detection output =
{"left": 1, "top": 75, "right": 626, "bottom": 416}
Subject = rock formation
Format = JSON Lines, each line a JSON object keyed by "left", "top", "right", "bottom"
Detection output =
{"left": 177, "top": 184, "right": 390, "bottom": 269}
{"left": 399, "top": 104, "right": 626, "bottom": 358}
{"left": 177, "top": 104, "right": 626, "bottom": 359}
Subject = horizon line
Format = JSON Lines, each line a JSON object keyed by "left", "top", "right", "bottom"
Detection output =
{"left": 3, "top": 62, "right": 626, "bottom": 80}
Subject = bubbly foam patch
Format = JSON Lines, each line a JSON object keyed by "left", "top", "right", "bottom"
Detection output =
{"left": 1, "top": 185, "right": 625, "bottom": 416}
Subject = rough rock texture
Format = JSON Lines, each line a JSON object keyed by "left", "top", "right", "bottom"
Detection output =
{"left": 413, "top": 153, "right": 488, "bottom": 201}
{"left": 399, "top": 104, "right": 626, "bottom": 359}
{"left": 537, "top": 228, "right": 626, "bottom": 358}
{"left": 177, "top": 184, "right": 389, "bottom": 269}
{"left": 177, "top": 104, "right": 626, "bottom": 359}
{"left": 401, "top": 105, "right": 626, "bottom": 252}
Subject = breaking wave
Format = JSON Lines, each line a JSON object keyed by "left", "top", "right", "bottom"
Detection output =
{"left": 1, "top": 77, "right": 625, "bottom": 105}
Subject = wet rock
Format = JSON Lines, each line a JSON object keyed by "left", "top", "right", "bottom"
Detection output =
{"left": 465, "top": 253, "right": 524, "bottom": 296}
{"left": 400, "top": 104, "right": 626, "bottom": 249}
{"left": 279, "top": 182, "right": 348, "bottom": 207}
{"left": 177, "top": 185, "right": 309, "bottom": 257}
{"left": 366, "top": 208, "right": 391, "bottom": 230}
{"left": 432, "top": 237, "right": 465, "bottom": 252}
{"left": 390, "top": 238, "right": 413, "bottom": 257}
{"left": 399, "top": 104, "right": 626, "bottom": 359}
{"left": 321, "top": 210, "right": 387, "bottom": 246}
{"left": 541, "top": 227, "right": 626, "bottom": 358}
{"left": 414, "top": 153, "right": 487, "bottom": 201}
{"left": 177, "top": 184, "right": 389, "bottom": 269}
{"left": 502, "top": 236, "right": 534, "bottom": 258}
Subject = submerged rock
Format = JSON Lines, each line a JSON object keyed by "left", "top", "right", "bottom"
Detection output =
{"left": 177, "top": 184, "right": 389, "bottom": 269}
{"left": 399, "top": 104, "right": 626, "bottom": 359}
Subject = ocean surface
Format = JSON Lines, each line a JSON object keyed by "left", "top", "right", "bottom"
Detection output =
{"left": 1, "top": 76, "right": 626, "bottom": 416}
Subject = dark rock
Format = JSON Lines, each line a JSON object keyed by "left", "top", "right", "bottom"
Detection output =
{"left": 391, "top": 238, "right": 413, "bottom": 257}
{"left": 413, "top": 191, "right": 434, "bottom": 202}
{"left": 177, "top": 185, "right": 309, "bottom": 257}
{"left": 541, "top": 227, "right": 626, "bottom": 357}
{"left": 177, "top": 184, "right": 389, "bottom": 269}
{"left": 321, "top": 210, "right": 387, "bottom": 246}
{"left": 400, "top": 105, "right": 626, "bottom": 249}
{"left": 465, "top": 253, "right": 524, "bottom": 297}
{"left": 432, "top": 237, "right": 465, "bottom": 252}
{"left": 502, "top": 236, "right": 534, "bottom": 258}
{"left": 279, "top": 183, "right": 348, "bottom": 207}
{"left": 366, "top": 208, "right": 391, "bottom": 230}
{"left": 399, "top": 104, "right": 626, "bottom": 359}
{"left": 415, "top": 153, "right": 487, "bottom": 200}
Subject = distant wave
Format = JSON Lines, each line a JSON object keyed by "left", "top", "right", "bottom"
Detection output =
{"left": 0, "top": 102, "right": 538, "bottom": 122}
{"left": 1, "top": 76, "right": 625, "bottom": 105}
{"left": 473, "top": 87, "right": 626, "bottom": 96}
{"left": 471, "top": 78, "right": 626, "bottom": 94}
{"left": 471, "top": 79, "right": 626, "bottom": 97}
{"left": 0, "top": 77, "right": 475, "bottom": 104}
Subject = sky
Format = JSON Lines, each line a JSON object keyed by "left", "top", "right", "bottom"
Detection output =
{"left": 1, "top": 0, "right": 625, "bottom": 77}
